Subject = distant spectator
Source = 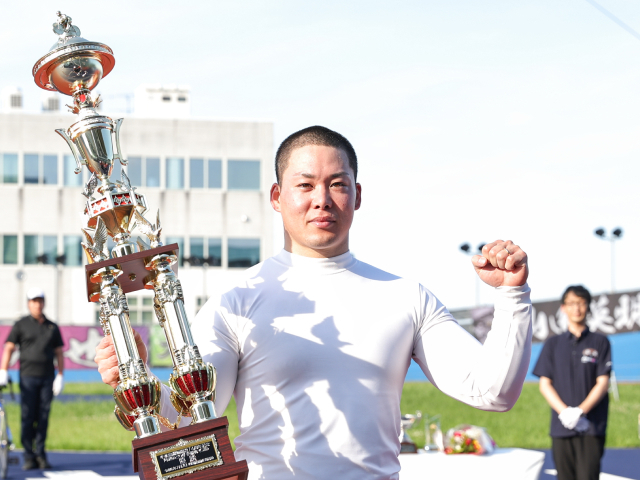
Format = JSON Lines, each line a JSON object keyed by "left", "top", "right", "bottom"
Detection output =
{"left": 533, "top": 285, "right": 611, "bottom": 480}
{"left": 0, "top": 288, "right": 64, "bottom": 471}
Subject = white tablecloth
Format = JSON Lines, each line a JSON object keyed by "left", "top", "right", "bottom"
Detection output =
{"left": 399, "top": 447, "right": 545, "bottom": 480}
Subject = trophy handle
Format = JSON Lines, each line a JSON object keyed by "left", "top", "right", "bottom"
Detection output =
{"left": 113, "top": 118, "right": 128, "bottom": 166}
{"left": 55, "top": 128, "right": 85, "bottom": 173}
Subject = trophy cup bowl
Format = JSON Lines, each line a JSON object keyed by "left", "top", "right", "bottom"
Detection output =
{"left": 57, "top": 113, "right": 126, "bottom": 191}
{"left": 32, "top": 12, "right": 248, "bottom": 480}
{"left": 48, "top": 56, "right": 104, "bottom": 94}
{"left": 32, "top": 12, "right": 114, "bottom": 95}
{"left": 68, "top": 118, "right": 117, "bottom": 175}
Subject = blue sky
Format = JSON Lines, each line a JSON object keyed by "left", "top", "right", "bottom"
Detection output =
{"left": 3, "top": 1, "right": 640, "bottom": 308}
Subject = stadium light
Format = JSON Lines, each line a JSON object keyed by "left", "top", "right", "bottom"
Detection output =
{"left": 459, "top": 242, "right": 485, "bottom": 306}
{"left": 594, "top": 227, "right": 624, "bottom": 293}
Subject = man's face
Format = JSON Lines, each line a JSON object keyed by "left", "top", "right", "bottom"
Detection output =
{"left": 28, "top": 298, "right": 45, "bottom": 318}
{"left": 271, "top": 144, "right": 361, "bottom": 258}
{"left": 561, "top": 292, "right": 588, "bottom": 325}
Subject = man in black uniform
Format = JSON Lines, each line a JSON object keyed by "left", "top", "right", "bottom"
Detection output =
{"left": 533, "top": 285, "right": 611, "bottom": 480}
{"left": 0, "top": 288, "right": 64, "bottom": 470}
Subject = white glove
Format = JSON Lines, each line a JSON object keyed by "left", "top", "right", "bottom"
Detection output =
{"left": 558, "top": 407, "right": 584, "bottom": 430}
{"left": 0, "top": 370, "right": 7, "bottom": 387}
{"left": 52, "top": 374, "right": 64, "bottom": 396}
{"left": 575, "top": 416, "right": 590, "bottom": 433}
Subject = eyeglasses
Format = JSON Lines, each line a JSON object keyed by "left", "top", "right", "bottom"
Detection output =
{"left": 563, "top": 302, "right": 587, "bottom": 308}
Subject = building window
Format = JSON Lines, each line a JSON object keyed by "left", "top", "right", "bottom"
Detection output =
{"left": 1, "top": 153, "right": 18, "bottom": 184}
{"left": 1, "top": 235, "right": 18, "bottom": 264}
{"left": 208, "top": 159, "right": 222, "bottom": 189}
{"left": 24, "top": 235, "right": 58, "bottom": 265}
{"left": 144, "top": 158, "right": 160, "bottom": 187}
{"left": 190, "top": 158, "right": 203, "bottom": 189}
{"left": 195, "top": 296, "right": 207, "bottom": 315}
{"left": 63, "top": 154, "right": 82, "bottom": 187}
{"left": 187, "top": 237, "right": 221, "bottom": 266}
{"left": 42, "top": 235, "right": 58, "bottom": 264}
{"left": 23, "top": 154, "right": 58, "bottom": 185}
{"left": 24, "top": 235, "right": 38, "bottom": 264}
{"left": 111, "top": 159, "right": 122, "bottom": 182}
{"left": 45, "top": 97, "right": 59, "bottom": 111}
{"left": 228, "top": 160, "right": 260, "bottom": 190}
{"left": 189, "top": 237, "right": 204, "bottom": 260}
{"left": 208, "top": 238, "right": 222, "bottom": 266}
{"left": 43, "top": 154, "right": 58, "bottom": 184}
{"left": 63, "top": 235, "right": 83, "bottom": 266}
{"left": 165, "top": 236, "right": 184, "bottom": 266}
{"left": 189, "top": 158, "right": 222, "bottom": 190}
{"left": 228, "top": 238, "right": 260, "bottom": 268}
{"left": 147, "top": 157, "right": 160, "bottom": 187}
{"left": 10, "top": 95, "right": 21, "bottom": 108}
{"left": 127, "top": 157, "right": 160, "bottom": 187}
{"left": 115, "top": 296, "right": 155, "bottom": 324}
{"left": 24, "top": 154, "right": 39, "bottom": 184}
{"left": 166, "top": 157, "right": 184, "bottom": 189}
{"left": 128, "top": 157, "right": 142, "bottom": 186}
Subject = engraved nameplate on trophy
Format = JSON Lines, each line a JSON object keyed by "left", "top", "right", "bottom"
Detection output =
{"left": 32, "top": 12, "right": 248, "bottom": 480}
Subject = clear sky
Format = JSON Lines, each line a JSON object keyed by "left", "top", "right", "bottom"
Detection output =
{"left": 3, "top": 1, "right": 640, "bottom": 309}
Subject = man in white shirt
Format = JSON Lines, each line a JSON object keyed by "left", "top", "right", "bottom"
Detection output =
{"left": 96, "top": 126, "right": 532, "bottom": 480}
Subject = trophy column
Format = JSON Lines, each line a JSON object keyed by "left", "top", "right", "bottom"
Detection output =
{"left": 93, "top": 266, "right": 161, "bottom": 438}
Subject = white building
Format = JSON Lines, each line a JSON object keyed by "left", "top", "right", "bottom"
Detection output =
{"left": 0, "top": 87, "right": 274, "bottom": 325}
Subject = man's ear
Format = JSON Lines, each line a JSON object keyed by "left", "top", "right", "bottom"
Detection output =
{"left": 270, "top": 183, "right": 281, "bottom": 212}
{"left": 354, "top": 183, "right": 362, "bottom": 211}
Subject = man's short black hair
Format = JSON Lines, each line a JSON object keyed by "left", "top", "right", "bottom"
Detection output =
{"left": 275, "top": 126, "right": 358, "bottom": 184}
{"left": 561, "top": 285, "right": 592, "bottom": 307}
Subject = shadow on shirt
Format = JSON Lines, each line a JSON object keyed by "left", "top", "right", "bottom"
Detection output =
{"left": 216, "top": 257, "right": 401, "bottom": 479}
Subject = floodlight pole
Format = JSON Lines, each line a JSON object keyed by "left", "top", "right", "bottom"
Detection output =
{"left": 594, "top": 228, "right": 623, "bottom": 294}
{"left": 459, "top": 243, "right": 486, "bottom": 306}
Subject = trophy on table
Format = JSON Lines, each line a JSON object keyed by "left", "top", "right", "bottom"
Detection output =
{"left": 423, "top": 414, "right": 442, "bottom": 452}
{"left": 32, "top": 12, "right": 248, "bottom": 480}
{"left": 399, "top": 411, "right": 422, "bottom": 454}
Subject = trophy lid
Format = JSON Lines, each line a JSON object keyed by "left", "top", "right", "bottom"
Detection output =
{"left": 32, "top": 12, "right": 115, "bottom": 95}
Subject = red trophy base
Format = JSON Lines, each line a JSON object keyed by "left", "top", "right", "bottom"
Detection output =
{"left": 132, "top": 417, "right": 248, "bottom": 480}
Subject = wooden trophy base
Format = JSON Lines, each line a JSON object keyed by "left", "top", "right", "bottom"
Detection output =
{"left": 132, "top": 416, "right": 248, "bottom": 480}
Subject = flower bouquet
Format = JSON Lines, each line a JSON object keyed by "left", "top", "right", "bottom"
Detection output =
{"left": 443, "top": 424, "right": 496, "bottom": 455}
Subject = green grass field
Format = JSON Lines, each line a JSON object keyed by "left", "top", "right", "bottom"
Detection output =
{"left": 3, "top": 382, "right": 638, "bottom": 451}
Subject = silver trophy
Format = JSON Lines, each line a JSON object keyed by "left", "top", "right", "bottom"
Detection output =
{"left": 32, "top": 12, "right": 248, "bottom": 480}
{"left": 32, "top": 11, "right": 217, "bottom": 438}
{"left": 399, "top": 411, "right": 422, "bottom": 454}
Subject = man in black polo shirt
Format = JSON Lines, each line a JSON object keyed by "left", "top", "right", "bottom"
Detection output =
{"left": 533, "top": 285, "right": 611, "bottom": 480}
{"left": 0, "top": 288, "right": 64, "bottom": 471}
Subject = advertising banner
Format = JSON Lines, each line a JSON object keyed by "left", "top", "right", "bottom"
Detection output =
{"left": 472, "top": 289, "right": 640, "bottom": 343}
{"left": 0, "top": 324, "right": 155, "bottom": 369}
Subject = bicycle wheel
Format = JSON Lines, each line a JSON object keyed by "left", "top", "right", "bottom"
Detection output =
{"left": 0, "top": 410, "right": 8, "bottom": 479}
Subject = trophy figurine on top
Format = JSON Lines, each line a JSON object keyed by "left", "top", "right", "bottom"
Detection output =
{"left": 32, "top": 12, "right": 248, "bottom": 480}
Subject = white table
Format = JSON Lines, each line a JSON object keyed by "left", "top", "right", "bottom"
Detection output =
{"left": 399, "top": 447, "right": 545, "bottom": 480}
